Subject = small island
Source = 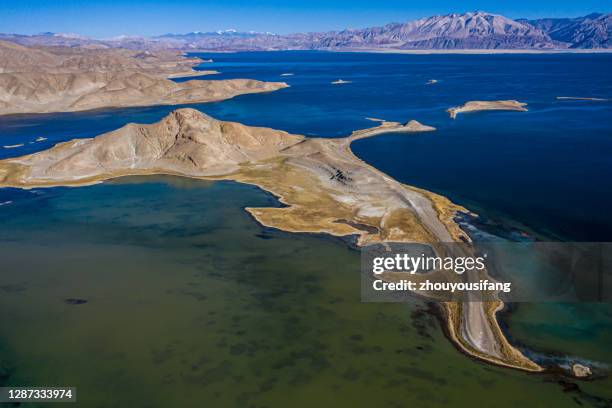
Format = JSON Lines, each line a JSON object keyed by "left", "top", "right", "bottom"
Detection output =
{"left": 447, "top": 100, "right": 528, "bottom": 119}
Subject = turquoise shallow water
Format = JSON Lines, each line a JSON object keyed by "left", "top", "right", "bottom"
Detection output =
{"left": 0, "top": 177, "right": 609, "bottom": 407}
{"left": 0, "top": 52, "right": 611, "bottom": 406}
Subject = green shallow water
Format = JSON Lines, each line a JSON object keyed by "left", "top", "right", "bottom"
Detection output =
{"left": 0, "top": 176, "right": 609, "bottom": 407}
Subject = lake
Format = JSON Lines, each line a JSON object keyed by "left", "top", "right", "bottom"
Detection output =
{"left": 1, "top": 51, "right": 611, "bottom": 406}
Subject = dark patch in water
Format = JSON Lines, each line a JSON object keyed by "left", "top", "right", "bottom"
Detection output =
{"left": 0, "top": 284, "right": 26, "bottom": 293}
{"left": 230, "top": 343, "right": 247, "bottom": 356}
{"left": 558, "top": 379, "right": 581, "bottom": 393}
{"left": 189, "top": 355, "right": 210, "bottom": 372}
{"left": 64, "top": 298, "right": 87, "bottom": 305}
{"left": 161, "top": 225, "right": 219, "bottom": 238}
{"left": 151, "top": 347, "right": 175, "bottom": 365}
{"left": 410, "top": 306, "right": 435, "bottom": 340}
{"left": 259, "top": 377, "right": 277, "bottom": 392}
{"left": 271, "top": 355, "right": 296, "bottom": 370}
{"left": 396, "top": 365, "right": 447, "bottom": 386}
{"left": 178, "top": 289, "right": 208, "bottom": 301}
{"left": 342, "top": 367, "right": 361, "bottom": 381}
{"left": 0, "top": 362, "right": 14, "bottom": 387}
{"left": 545, "top": 376, "right": 612, "bottom": 407}
{"left": 287, "top": 371, "right": 313, "bottom": 386}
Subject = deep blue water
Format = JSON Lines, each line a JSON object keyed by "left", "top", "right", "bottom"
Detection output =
{"left": 1, "top": 51, "right": 610, "bottom": 241}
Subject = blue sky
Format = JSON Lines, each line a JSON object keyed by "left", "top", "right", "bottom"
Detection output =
{"left": 1, "top": 0, "right": 610, "bottom": 38}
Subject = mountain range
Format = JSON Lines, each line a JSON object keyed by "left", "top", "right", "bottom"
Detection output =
{"left": 0, "top": 11, "right": 610, "bottom": 51}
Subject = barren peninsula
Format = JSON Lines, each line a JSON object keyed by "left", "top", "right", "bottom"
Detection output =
{"left": 0, "top": 40, "right": 287, "bottom": 115}
{"left": 0, "top": 108, "right": 540, "bottom": 372}
{"left": 0, "top": 73, "right": 288, "bottom": 115}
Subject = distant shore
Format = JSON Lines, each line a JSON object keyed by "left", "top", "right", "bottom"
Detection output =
{"left": 183, "top": 48, "right": 612, "bottom": 55}
{"left": 335, "top": 47, "right": 612, "bottom": 55}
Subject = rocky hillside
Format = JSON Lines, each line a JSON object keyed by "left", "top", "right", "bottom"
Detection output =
{"left": 0, "top": 40, "right": 62, "bottom": 73}
{"left": 157, "top": 11, "right": 609, "bottom": 50}
{"left": 0, "top": 72, "right": 287, "bottom": 115}
{"left": 522, "top": 13, "right": 611, "bottom": 48}
{"left": 72, "top": 12, "right": 562, "bottom": 50}
{"left": 315, "top": 12, "right": 555, "bottom": 49}
{"left": 0, "top": 109, "right": 304, "bottom": 182}
{"left": 0, "top": 40, "right": 287, "bottom": 115}
{"left": 0, "top": 40, "right": 202, "bottom": 76}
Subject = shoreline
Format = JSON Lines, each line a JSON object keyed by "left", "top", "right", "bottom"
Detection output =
{"left": 184, "top": 48, "right": 612, "bottom": 55}
{"left": 333, "top": 47, "right": 612, "bottom": 55}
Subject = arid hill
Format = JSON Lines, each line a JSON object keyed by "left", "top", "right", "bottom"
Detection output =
{"left": 522, "top": 13, "right": 612, "bottom": 49}
{"left": 0, "top": 40, "right": 61, "bottom": 73}
{"left": 0, "top": 40, "right": 203, "bottom": 77}
{"left": 0, "top": 72, "right": 287, "bottom": 115}
{"left": 0, "top": 41, "right": 286, "bottom": 115}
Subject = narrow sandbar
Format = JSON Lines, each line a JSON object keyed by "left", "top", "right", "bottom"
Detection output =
{"left": 557, "top": 96, "right": 609, "bottom": 101}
